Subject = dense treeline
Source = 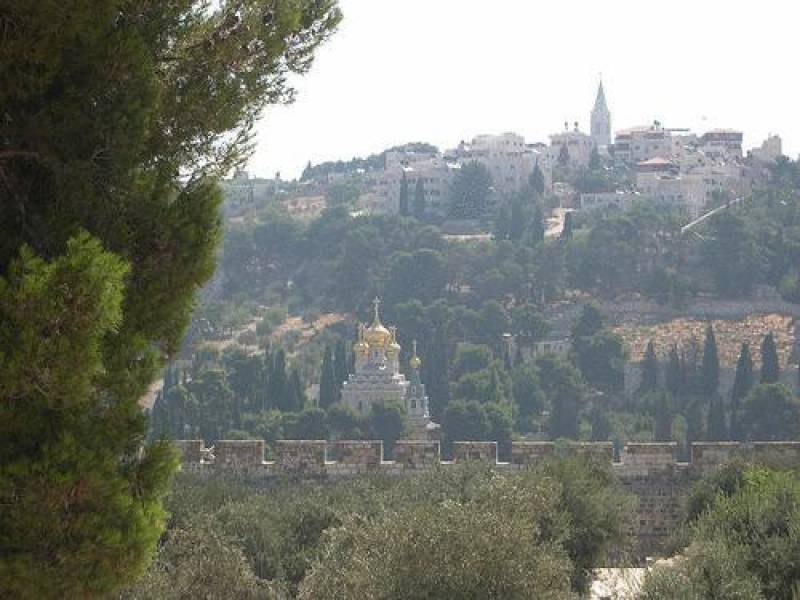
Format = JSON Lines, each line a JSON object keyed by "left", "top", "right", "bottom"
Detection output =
{"left": 167, "top": 159, "right": 800, "bottom": 453}
{"left": 642, "top": 460, "right": 800, "bottom": 599}
{"left": 122, "top": 458, "right": 631, "bottom": 598}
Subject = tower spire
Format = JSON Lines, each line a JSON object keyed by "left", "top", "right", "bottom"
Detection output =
{"left": 372, "top": 296, "right": 382, "bottom": 325}
{"left": 590, "top": 78, "right": 611, "bottom": 147}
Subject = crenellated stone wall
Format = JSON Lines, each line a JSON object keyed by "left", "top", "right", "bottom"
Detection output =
{"left": 174, "top": 438, "right": 800, "bottom": 557}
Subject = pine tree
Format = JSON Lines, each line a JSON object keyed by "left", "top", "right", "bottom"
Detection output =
{"left": 0, "top": 2, "right": 339, "bottom": 595}
{"left": 398, "top": 171, "right": 410, "bottom": 216}
{"left": 319, "top": 345, "right": 338, "bottom": 409}
{"left": 730, "top": 342, "right": 754, "bottom": 440}
{"left": 413, "top": 177, "right": 426, "bottom": 219}
{"left": 701, "top": 324, "right": 720, "bottom": 396}
{"left": 760, "top": 332, "right": 780, "bottom": 383}
{"left": 706, "top": 395, "right": 728, "bottom": 441}
{"left": 640, "top": 341, "right": 659, "bottom": 394}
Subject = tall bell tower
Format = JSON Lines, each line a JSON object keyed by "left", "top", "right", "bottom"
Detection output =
{"left": 590, "top": 79, "right": 612, "bottom": 148}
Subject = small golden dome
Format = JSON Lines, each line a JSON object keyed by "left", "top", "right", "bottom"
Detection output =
{"left": 409, "top": 339, "right": 422, "bottom": 369}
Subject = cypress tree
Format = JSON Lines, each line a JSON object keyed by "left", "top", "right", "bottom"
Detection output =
{"left": 495, "top": 202, "right": 511, "bottom": 240}
{"left": 760, "top": 332, "right": 780, "bottom": 383}
{"left": 270, "top": 349, "right": 289, "bottom": 411}
{"left": 529, "top": 162, "right": 546, "bottom": 197}
{"left": 398, "top": 171, "right": 410, "bottom": 216}
{"left": 590, "top": 405, "right": 611, "bottom": 441}
{"left": 333, "top": 338, "right": 348, "bottom": 402}
{"left": 527, "top": 204, "right": 546, "bottom": 246}
{"left": 509, "top": 198, "right": 525, "bottom": 241}
{"left": 319, "top": 345, "right": 337, "bottom": 409}
{"left": 653, "top": 393, "right": 673, "bottom": 441}
{"left": 513, "top": 345, "right": 525, "bottom": 367}
{"left": 560, "top": 211, "right": 574, "bottom": 241}
{"left": 665, "top": 345, "right": 683, "bottom": 398}
{"left": 423, "top": 333, "right": 450, "bottom": 420}
{"left": 413, "top": 177, "right": 426, "bottom": 219}
{"left": 730, "top": 342, "right": 754, "bottom": 440}
{"left": 639, "top": 340, "right": 659, "bottom": 394}
{"left": 287, "top": 368, "right": 306, "bottom": 412}
{"left": 700, "top": 324, "right": 720, "bottom": 396}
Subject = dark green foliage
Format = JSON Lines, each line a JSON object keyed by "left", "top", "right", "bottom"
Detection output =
{"left": 571, "top": 307, "right": 625, "bottom": 393}
{"left": 0, "top": 235, "right": 179, "bottom": 597}
{"left": 740, "top": 384, "right": 800, "bottom": 441}
{"left": 760, "top": 332, "right": 781, "bottom": 383}
{"left": 283, "top": 408, "right": 328, "bottom": 440}
{"left": 639, "top": 340, "right": 659, "bottom": 394}
{"left": 398, "top": 171, "right": 410, "bottom": 216}
{"left": 645, "top": 466, "right": 800, "bottom": 600}
{"left": 561, "top": 211, "right": 575, "bottom": 240}
{"left": 0, "top": 0, "right": 340, "bottom": 594}
{"left": 326, "top": 403, "right": 364, "bottom": 440}
{"left": 367, "top": 402, "right": 407, "bottom": 459}
{"left": 318, "top": 345, "right": 337, "bottom": 409}
{"left": 730, "top": 342, "right": 754, "bottom": 440}
{"left": 665, "top": 345, "right": 684, "bottom": 398}
{"left": 706, "top": 396, "right": 727, "bottom": 441}
{"left": 413, "top": 177, "right": 426, "bottom": 219}
{"left": 652, "top": 392, "right": 673, "bottom": 441}
{"left": 702, "top": 212, "right": 763, "bottom": 298}
{"left": 448, "top": 161, "right": 493, "bottom": 219}
{"left": 538, "top": 355, "right": 585, "bottom": 440}
{"left": 701, "top": 324, "right": 720, "bottom": 396}
{"left": 333, "top": 339, "right": 348, "bottom": 395}
{"left": 529, "top": 162, "right": 546, "bottom": 196}
{"left": 442, "top": 400, "right": 490, "bottom": 443}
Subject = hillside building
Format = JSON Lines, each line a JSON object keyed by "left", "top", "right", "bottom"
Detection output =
{"left": 341, "top": 299, "right": 437, "bottom": 439}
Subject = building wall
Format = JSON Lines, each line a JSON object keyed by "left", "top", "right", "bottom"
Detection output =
{"left": 175, "top": 438, "right": 800, "bottom": 558}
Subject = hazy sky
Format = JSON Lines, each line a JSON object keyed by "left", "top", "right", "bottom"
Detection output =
{"left": 248, "top": 0, "right": 799, "bottom": 179}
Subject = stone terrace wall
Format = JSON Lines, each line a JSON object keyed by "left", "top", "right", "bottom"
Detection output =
{"left": 176, "top": 439, "right": 800, "bottom": 557}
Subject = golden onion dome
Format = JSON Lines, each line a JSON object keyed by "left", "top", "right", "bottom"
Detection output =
{"left": 364, "top": 297, "right": 391, "bottom": 347}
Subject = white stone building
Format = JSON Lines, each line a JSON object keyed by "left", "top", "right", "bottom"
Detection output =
{"left": 612, "top": 124, "right": 684, "bottom": 164}
{"left": 448, "top": 132, "right": 542, "bottom": 197}
{"left": 341, "top": 299, "right": 436, "bottom": 439}
{"left": 372, "top": 157, "right": 457, "bottom": 216}
{"left": 698, "top": 129, "right": 744, "bottom": 160}
{"left": 549, "top": 124, "right": 596, "bottom": 169}
{"left": 749, "top": 134, "right": 783, "bottom": 163}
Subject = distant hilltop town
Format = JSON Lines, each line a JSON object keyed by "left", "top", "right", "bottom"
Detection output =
{"left": 228, "top": 81, "right": 786, "bottom": 224}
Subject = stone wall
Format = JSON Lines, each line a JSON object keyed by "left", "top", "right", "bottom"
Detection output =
{"left": 174, "top": 438, "right": 800, "bottom": 558}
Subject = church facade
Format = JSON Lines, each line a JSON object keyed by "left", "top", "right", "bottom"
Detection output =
{"left": 341, "top": 298, "right": 437, "bottom": 439}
